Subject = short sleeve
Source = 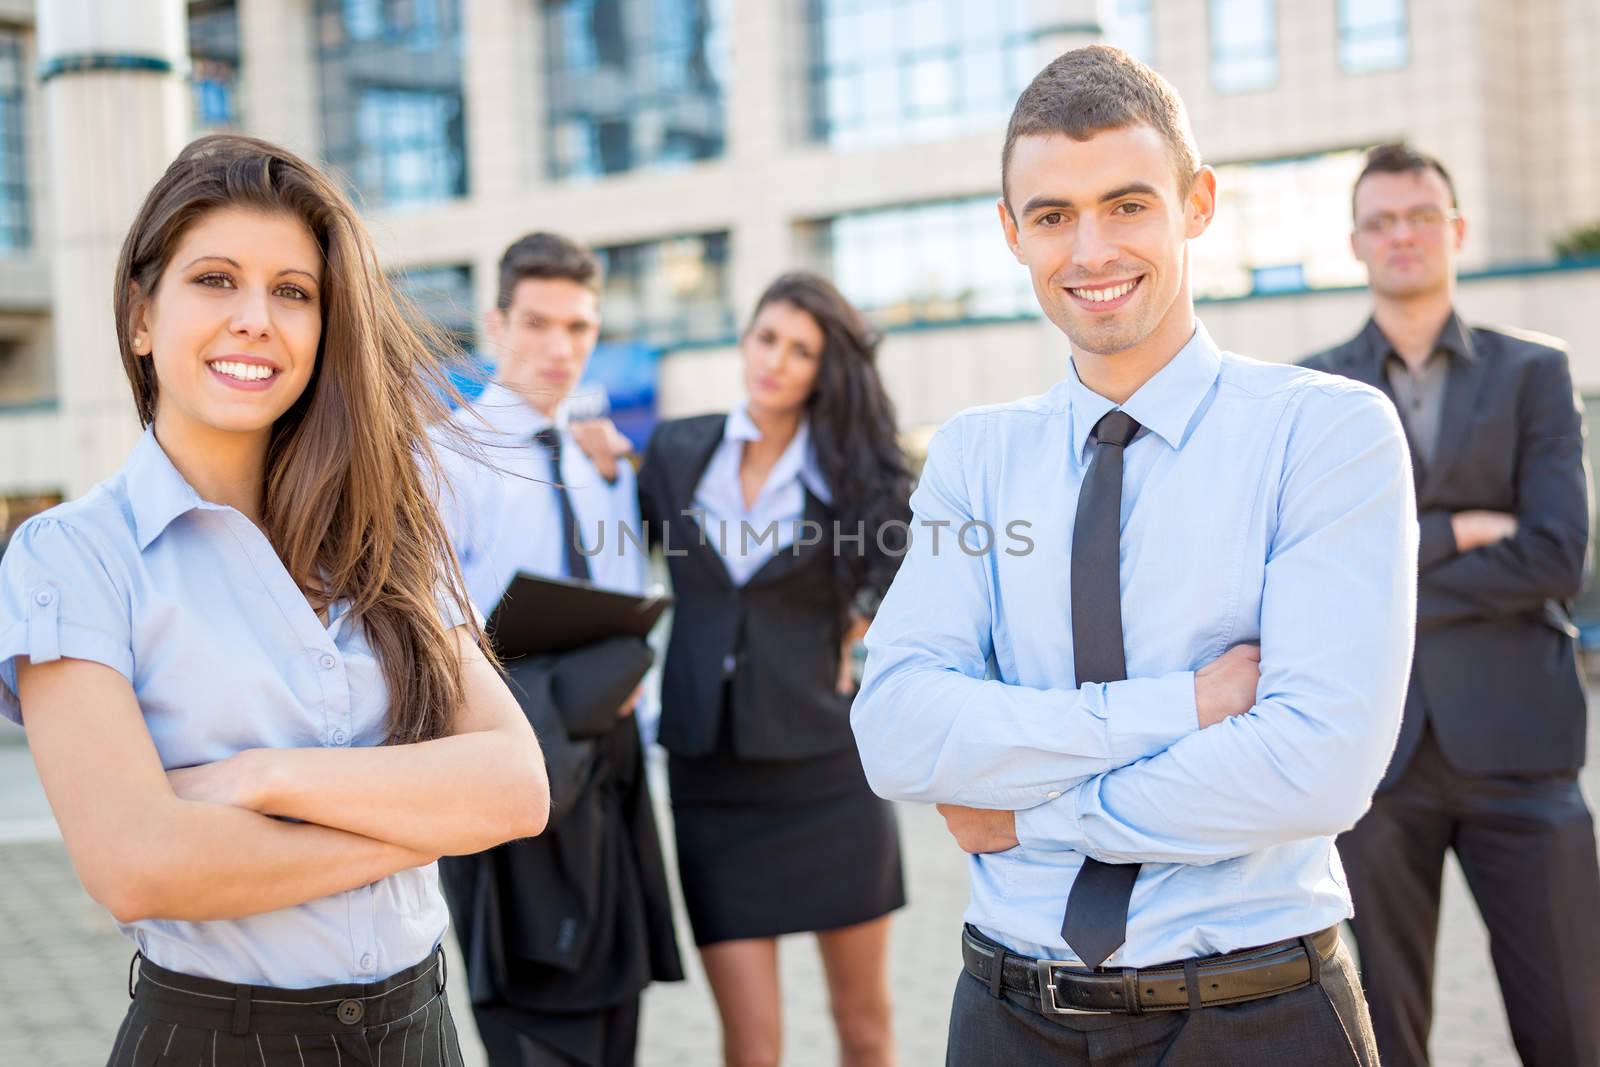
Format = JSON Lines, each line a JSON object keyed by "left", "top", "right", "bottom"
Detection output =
{"left": 0, "top": 517, "right": 134, "bottom": 724}
{"left": 434, "top": 576, "right": 485, "bottom": 633}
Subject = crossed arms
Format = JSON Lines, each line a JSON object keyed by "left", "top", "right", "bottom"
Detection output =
{"left": 18, "top": 627, "right": 547, "bottom": 923}
{"left": 1415, "top": 352, "right": 1591, "bottom": 628}
{"left": 850, "top": 388, "right": 1417, "bottom": 863}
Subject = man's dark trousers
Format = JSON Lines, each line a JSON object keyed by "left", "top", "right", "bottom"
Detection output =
{"left": 946, "top": 937, "right": 1378, "bottom": 1066}
{"left": 1305, "top": 316, "right": 1600, "bottom": 1066}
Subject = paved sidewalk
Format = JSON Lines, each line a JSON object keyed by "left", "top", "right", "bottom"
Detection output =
{"left": 2, "top": 723, "right": 1594, "bottom": 1065}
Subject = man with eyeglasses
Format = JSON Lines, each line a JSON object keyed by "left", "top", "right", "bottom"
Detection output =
{"left": 1304, "top": 143, "right": 1600, "bottom": 1067}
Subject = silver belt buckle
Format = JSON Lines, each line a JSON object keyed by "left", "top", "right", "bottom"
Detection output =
{"left": 1036, "top": 959, "right": 1116, "bottom": 1015}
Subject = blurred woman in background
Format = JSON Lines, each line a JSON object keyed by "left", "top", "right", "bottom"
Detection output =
{"left": 636, "top": 272, "right": 913, "bottom": 1067}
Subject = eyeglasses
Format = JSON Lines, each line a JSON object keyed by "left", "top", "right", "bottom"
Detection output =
{"left": 1355, "top": 207, "right": 1460, "bottom": 237}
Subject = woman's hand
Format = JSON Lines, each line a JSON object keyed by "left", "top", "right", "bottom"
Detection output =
{"left": 569, "top": 418, "right": 633, "bottom": 483}
{"left": 838, "top": 615, "right": 871, "bottom": 695}
{"left": 167, "top": 750, "right": 267, "bottom": 810}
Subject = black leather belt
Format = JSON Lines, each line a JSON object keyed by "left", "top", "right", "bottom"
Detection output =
{"left": 961, "top": 924, "right": 1339, "bottom": 1016}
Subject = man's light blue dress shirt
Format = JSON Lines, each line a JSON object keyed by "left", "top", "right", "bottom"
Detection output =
{"left": 852, "top": 323, "right": 1417, "bottom": 967}
{"left": 0, "top": 428, "right": 461, "bottom": 987}
{"left": 435, "top": 381, "right": 649, "bottom": 612}
{"left": 434, "top": 381, "right": 657, "bottom": 735}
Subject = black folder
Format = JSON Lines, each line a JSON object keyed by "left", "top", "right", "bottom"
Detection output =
{"left": 485, "top": 572, "right": 672, "bottom": 659}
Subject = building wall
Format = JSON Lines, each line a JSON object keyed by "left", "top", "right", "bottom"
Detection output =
{"left": 657, "top": 263, "right": 1600, "bottom": 433}
{"left": 2, "top": 0, "right": 1598, "bottom": 505}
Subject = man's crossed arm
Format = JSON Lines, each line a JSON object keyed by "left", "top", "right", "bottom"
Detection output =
{"left": 851, "top": 385, "right": 1417, "bottom": 867}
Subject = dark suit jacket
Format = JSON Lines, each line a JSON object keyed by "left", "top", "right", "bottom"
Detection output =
{"left": 438, "top": 649, "right": 683, "bottom": 1016}
{"left": 1302, "top": 314, "right": 1591, "bottom": 785}
{"left": 637, "top": 414, "right": 861, "bottom": 761}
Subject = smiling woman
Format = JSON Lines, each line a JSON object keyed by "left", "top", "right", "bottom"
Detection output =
{"left": 0, "top": 134, "right": 548, "bottom": 1066}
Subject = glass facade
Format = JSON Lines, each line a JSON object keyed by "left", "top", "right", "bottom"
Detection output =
{"left": 315, "top": 0, "right": 468, "bottom": 209}
{"left": 0, "top": 32, "right": 28, "bottom": 253}
{"left": 596, "top": 233, "right": 734, "bottom": 346}
{"left": 391, "top": 263, "right": 479, "bottom": 401}
{"left": 190, "top": 0, "right": 241, "bottom": 131}
{"left": 1192, "top": 148, "right": 1368, "bottom": 300}
{"left": 543, "top": 0, "right": 731, "bottom": 180}
{"left": 1338, "top": 0, "right": 1408, "bottom": 74}
{"left": 1209, "top": 0, "right": 1277, "bottom": 93}
{"left": 392, "top": 263, "right": 475, "bottom": 350}
{"left": 817, "top": 197, "right": 1035, "bottom": 325}
{"left": 1102, "top": 0, "right": 1154, "bottom": 66}
{"left": 807, "top": 0, "right": 1036, "bottom": 150}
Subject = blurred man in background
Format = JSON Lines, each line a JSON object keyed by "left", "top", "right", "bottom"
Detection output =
{"left": 434, "top": 233, "right": 681, "bottom": 1067}
{"left": 1303, "top": 144, "right": 1600, "bottom": 1067}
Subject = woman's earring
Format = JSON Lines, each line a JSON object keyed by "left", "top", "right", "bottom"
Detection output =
{"left": 133, "top": 334, "right": 148, "bottom": 355}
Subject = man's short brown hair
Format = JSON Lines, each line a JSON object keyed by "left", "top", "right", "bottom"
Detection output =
{"left": 1352, "top": 143, "right": 1458, "bottom": 219}
{"left": 496, "top": 231, "right": 601, "bottom": 310}
{"left": 1001, "top": 45, "right": 1200, "bottom": 209}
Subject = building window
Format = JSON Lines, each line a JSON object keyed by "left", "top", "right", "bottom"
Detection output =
{"left": 596, "top": 233, "right": 733, "bottom": 346}
{"left": 315, "top": 0, "right": 468, "bottom": 209}
{"left": 808, "top": 0, "right": 1037, "bottom": 150}
{"left": 1102, "top": 0, "right": 1154, "bottom": 66}
{"left": 393, "top": 263, "right": 475, "bottom": 350}
{"left": 816, "top": 198, "right": 1035, "bottom": 325}
{"left": 1338, "top": 0, "right": 1407, "bottom": 73}
{"left": 190, "top": 0, "right": 242, "bottom": 131}
{"left": 1192, "top": 149, "right": 1368, "bottom": 300}
{"left": 0, "top": 32, "right": 29, "bottom": 253}
{"left": 543, "top": 0, "right": 730, "bottom": 180}
{"left": 1209, "top": 0, "right": 1276, "bottom": 93}
{"left": 391, "top": 263, "right": 480, "bottom": 399}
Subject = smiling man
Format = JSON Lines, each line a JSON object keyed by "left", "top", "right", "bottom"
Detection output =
{"left": 851, "top": 46, "right": 1413, "bottom": 1064}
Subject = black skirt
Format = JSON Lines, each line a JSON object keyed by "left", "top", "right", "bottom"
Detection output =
{"left": 106, "top": 949, "right": 461, "bottom": 1066}
{"left": 668, "top": 725, "right": 906, "bottom": 947}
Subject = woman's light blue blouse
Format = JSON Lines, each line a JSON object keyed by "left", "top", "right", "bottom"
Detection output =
{"left": 691, "top": 405, "right": 832, "bottom": 587}
{"left": 0, "top": 428, "right": 459, "bottom": 988}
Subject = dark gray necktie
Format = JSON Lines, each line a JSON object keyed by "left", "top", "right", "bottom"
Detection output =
{"left": 533, "top": 428, "right": 591, "bottom": 583}
{"left": 1060, "top": 409, "right": 1142, "bottom": 969}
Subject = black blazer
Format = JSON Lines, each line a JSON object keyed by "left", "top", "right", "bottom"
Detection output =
{"left": 638, "top": 414, "right": 859, "bottom": 761}
{"left": 438, "top": 652, "right": 683, "bottom": 1014}
{"left": 1302, "top": 314, "right": 1591, "bottom": 785}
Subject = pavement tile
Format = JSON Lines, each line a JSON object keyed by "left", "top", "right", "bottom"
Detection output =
{"left": 1, "top": 726, "right": 1594, "bottom": 1066}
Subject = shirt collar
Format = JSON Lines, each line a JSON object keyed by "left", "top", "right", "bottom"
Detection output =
{"left": 469, "top": 380, "right": 565, "bottom": 441}
{"left": 126, "top": 426, "right": 209, "bottom": 550}
{"left": 723, "top": 404, "right": 833, "bottom": 506}
{"left": 1067, "top": 322, "right": 1223, "bottom": 460}
{"left": 1363, "top": 310, "right": 1477, "bottom": 368}
{"left": 724, "top": 403, "right": 763, "bottom": 444}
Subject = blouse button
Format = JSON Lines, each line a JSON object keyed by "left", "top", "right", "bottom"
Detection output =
{"left": 318, "top": 653, "right": 336, "bottom": 670}
{"left": 33, "top": 589, "right": 53, "bottom": 606}
{"left": 1046, "top": 791, "right": 1062, "bottom": 800}
{"left": 359, "top": 952, "right": 376, "bottom": 972}
{"left": 330, "top": 729, "right": 348, "bottom": 746}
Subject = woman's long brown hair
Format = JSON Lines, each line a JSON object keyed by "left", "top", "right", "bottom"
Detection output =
{"left": 113, "top": 133, "right": 480, "bottom": 744}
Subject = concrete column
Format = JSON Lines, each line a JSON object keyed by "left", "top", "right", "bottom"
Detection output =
{"left": 237, "top": 0, "right": 318, "bottom": 162}
{"left": 464, "top": 0, "right": 537, "bottom": 321}
{"left": 464, "top": 0, "right": 535, "bottom": 208}
{"left": 36, "top": 0, "right": 189, "bottom": 495}
{"left": 724, "top": 0, "right": 795, "bottom": 320}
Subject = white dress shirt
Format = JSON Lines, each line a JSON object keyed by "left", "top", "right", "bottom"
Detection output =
{"left": 690, "top": 404, "right": 832, "bottom": 587}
